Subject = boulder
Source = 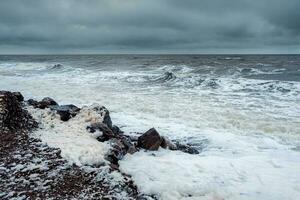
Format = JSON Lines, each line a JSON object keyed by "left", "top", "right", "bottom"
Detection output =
{"left": 49, "top": 104, "right": 80, "bottom": 121}
{"left": 27, "top": 99, "right": 39, "bottom": 107}
{"left": 38, "top": 97, "right": 58, "bottom": 109}
{"left": 91, "top": 105, "right": 112, "bottom": 129}
{"left": 137, "top": 128, "right": 163, "bottom": 151}
{"left": 12, "top": 92, "right": 24, "bottom": 102}
{"left": 87, "top": 122, "right": 115, "bottom": 142}
{"left": 106, "top": 138, "right": 127, "bottom": 165}
{"left": 106, "top": 136, "right": 138, "bottom": 165}
{"left": 0, "top": 91, "right": 37, "bottom": 132}
{"left": 175, "top": 142, "right": 199, "bottom": 154}
{"left": 27, "top": 97, "right": 58, "bottom": 109}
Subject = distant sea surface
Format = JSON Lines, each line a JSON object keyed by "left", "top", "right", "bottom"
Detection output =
{"left": 1, "top": 54, "right": 300, "bottom": 199}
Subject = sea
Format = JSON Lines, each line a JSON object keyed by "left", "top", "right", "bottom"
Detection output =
{"left": 1, "top": 54, "right": 300, "bottom": 199}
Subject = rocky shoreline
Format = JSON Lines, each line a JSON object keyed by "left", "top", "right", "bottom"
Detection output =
{"left": 0, "top": 90, "right": 198, "bottom": 199}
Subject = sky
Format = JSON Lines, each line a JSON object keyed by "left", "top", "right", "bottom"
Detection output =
{"left": 0, "top": 0, "right": 299, "bottom": 54}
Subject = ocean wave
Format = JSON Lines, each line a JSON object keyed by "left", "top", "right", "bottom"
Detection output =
{"left": 152, "top": 72, "right": 177, "bottom": 83}
{"left": 237, "top": 67, "right": 286, "bottom": 76}
{"left": 219, "top": 56, "right": 244, "bottom": 61}
{"left": 157, "top": 65, "right": 194, "bottom": 73}
{"left": 47, "top": 63, "right": 64, "bottom": 70}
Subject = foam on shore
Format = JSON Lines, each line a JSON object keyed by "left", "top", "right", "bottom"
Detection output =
{"left": 27, "top": 105, "right": 110, "bottom": 166}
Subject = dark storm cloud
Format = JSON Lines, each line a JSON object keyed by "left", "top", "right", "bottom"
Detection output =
{"left": 0, "top": 0, "right": 299, "bottom": 53}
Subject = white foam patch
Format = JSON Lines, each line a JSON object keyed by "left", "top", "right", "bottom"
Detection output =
{"left": 27, "top": 105, "right": 109, "bottom": 166}
{"left": 120, "top": 148, "right": 300, "bottom": 200}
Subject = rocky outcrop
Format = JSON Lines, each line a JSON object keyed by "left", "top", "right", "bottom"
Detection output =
{"left": 87, "top": 122, "right": 116, "bottom": 142}
{"left": 0, "top": 91, "right": 37, "bottom": 132}
{"left": 174, "top": 142, "right": 199, "bottom": 154}
{"left": 27, "top": 97, "right": 58, "bottom": 109}
{"left": 12, "top": 91, "right": 24, "bottom": 102}
{"left": 39, "top": 97, "right": 58, "bottom": 108}
{"left": 49, "top": 104, "right": 80, "bottom": 121}
{"left": 90, "top": 105, "right": 112, "bottom": 129}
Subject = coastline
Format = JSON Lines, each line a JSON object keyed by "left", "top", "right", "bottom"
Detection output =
{"left": 0, "top": 90, "right": 198, "bottom": 200}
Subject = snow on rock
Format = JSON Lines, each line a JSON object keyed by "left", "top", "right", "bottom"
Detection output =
{"left": 27, "top": 104, "right": 110, "bottom": 166}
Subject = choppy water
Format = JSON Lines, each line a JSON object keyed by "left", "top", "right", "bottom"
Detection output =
{"left": 1, "top": 55, "right": 300, "bottom": 199}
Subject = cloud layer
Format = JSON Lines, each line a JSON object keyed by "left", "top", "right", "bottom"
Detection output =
{"left": 0, "top": 0, "right": 299, "bottom": 54}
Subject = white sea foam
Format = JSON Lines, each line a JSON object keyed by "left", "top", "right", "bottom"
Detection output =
{"left": 120, "top": 147, "right": 300, "bottom": 200}
{"left": 27, "top": 105, "right": 110, "bottom": 166}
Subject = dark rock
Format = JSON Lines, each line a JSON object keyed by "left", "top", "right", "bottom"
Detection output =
{"left": 87, "top": 122, "right": 115, "bottom": 141}
{"left": 12, "top": 92, "right": 24, "bottom": 102}
{"left": 37, "top": 97, "right": 58, "bottom": 109}
{"left": 27, "top": 97, "right": 58, "bottom": 109}
{"left": 0, "top": 91, "right": 37, "bottom": 132}
{"left": 103, "top": 112, "right": 112, "bottom": 129}
{"left": 137, "top": 128, "right": 163, "bottom": 151}
{"left": 112, "top": 125, "right": 123, "bottom": 135}
{"left": 91, "top": 105, "right": 112, "bottom": 129}
{"left": 27, "top": 99, "right": 39, "bottom": 107}
{"left": 106, "top": 139, "right": 125, "bottom": 165}
{"left": 175, "top": 142, "right": 199, "bottom": 154}
{"left": 120, "top": 136, "right": 134, "bottom": 149}
{"left": 106, "top": 137, "right": 135, "bottom": 165}
{"left": 49, "top": 104, "right": 80, "bottom": 121}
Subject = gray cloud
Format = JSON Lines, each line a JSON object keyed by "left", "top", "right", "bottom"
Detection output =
{"left": 0, "top": 0, "right": 299, "bottom": 54}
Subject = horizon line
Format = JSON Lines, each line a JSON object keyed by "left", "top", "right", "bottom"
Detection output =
{"left": 0, "top": 53, "right": 300, "bottom": 56}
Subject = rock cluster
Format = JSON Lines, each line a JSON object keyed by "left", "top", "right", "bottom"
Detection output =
{"left": 0, "top": 91, "right": 145, "bottom": 200}
{"left": 28, "top": 97, "right": 81, "bottom": 121}
{"left": 1, "top": 91, "right": 199, "bottom": 199}
{"left": 25, "top": 93, "right": 199, "bottom": 167}
{"left": 23, "top": 92, "right": 199, "bottom": 168}
{"left": 0, "top": 91, "right": 37, "bottom": 133}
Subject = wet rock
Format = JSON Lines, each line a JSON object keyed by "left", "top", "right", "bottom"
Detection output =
{"left": 175, "top": 142, "right": 199, "bottom": 154}
{"left": 0, "top": 91, "right": 37, "bottom": 132}
{"left": 137, "top": 128, "right": 163, "bottom": 151}
{"left": 106, "top": 136, "right": 137, "bottom": 165}
{"left": 112, "top": 125, "right": 123, "bottom": 135}
{"left": 160, "top": 137, "right": 177, "bottom": 150}
{"left": 49, "top": 104, "right": 80, "bottom": 121}
{"left": 93, "top": 105, "right": 112, "bottom": 128}
{"left": 108, "top": 138, "right": 128, "bottom": 164}
{"left": 12, "top": 92, "right": 24, "bottom": 102}
{"left": 39, "top": 97, "right": 58, "bottom": 108}
{"left": 27, "top": 99, "right": 39, "bottom": 107}
{"left": 27, "top": 97, "right": 58, "bottom": 109}
{"left": 87, "top": 122, "right": 115, "bottom": 141}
